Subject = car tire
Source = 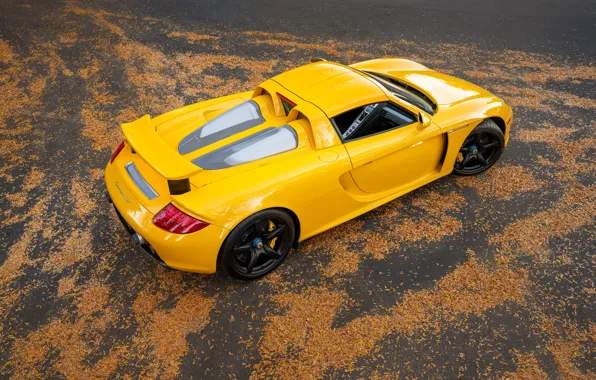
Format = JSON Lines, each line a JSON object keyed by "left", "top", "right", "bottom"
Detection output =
{"left": 217, "top": 209, "right": 295, "bottom": 280}
{"left": 453, "top": 119, "right": 505, "bottom": 176}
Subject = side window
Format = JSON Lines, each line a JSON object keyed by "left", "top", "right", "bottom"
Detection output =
{"left": 332, "top": 102, "right": 415, "bottom": 141}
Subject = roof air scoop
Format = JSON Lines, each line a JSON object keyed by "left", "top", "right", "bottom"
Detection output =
{"left": 309, "top": 57, "right": 327, "bottom": 63}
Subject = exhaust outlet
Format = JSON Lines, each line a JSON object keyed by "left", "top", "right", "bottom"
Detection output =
{"left": 131, "top": 232, "right": 146, "bottom": 246}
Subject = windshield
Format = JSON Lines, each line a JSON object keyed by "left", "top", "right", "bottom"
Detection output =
{"left": 358, "top": 70, "right": 436, "bottom": 115}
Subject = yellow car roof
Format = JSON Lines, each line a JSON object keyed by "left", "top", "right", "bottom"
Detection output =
{"left": 272, "top": 62, "right": 388, "bottom": 117}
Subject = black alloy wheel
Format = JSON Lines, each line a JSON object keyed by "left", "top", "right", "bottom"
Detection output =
{"left": 219, "top": 210, "right": 295, "bottom": 280}
{"left": 453, "top": 119, "right": 505, "bottom": 176}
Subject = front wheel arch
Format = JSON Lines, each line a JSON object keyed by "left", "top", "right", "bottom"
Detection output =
{"left": 490, "top": 116, "right": 506, "bottom": 136}
{"left": 452, "top": 118, "right": 504, "bottom": 176}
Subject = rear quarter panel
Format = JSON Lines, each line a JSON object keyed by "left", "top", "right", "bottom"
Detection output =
{"left": 173, "top": 144, "right": 352, "bottom": 239}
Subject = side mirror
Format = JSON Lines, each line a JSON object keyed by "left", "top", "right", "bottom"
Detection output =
{"left": 419, "top": 113, "right": 431, "bottom": 128}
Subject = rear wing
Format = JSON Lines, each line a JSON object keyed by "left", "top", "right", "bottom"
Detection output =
{"left": 121, "top": 115, "right": 202, "bottom": 180}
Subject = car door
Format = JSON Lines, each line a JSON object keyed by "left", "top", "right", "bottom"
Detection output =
{"left": 337, "top": 102, "right": 445, "bottom": 194}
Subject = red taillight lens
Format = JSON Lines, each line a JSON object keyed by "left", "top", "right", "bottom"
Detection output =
{"left": 110, "top": 141, "right": 126, "bottom": 164}
{"left": 152, "top": 204, "right": 209, "bottom": 234}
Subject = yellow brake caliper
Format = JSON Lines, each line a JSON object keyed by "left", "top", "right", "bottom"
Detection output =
{"left": 268, "top": 220, "right": 277, "bottom": 248}
{"left": 457, "top": 151, "right": 464, "bottom": 163}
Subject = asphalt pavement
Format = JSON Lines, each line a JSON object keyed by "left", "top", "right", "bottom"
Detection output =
{"left": 0, "top": 0, "right": 594, "bottom": 378}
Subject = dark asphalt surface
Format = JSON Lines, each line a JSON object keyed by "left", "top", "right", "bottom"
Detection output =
{"left": 0, "top": 0, "right": 595, "bottom": 378}
{"left": 65, "top": 0, "right": 596, "bottom": 58}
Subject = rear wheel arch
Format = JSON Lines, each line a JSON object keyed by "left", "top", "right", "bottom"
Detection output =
{"left": 216, "top": 206, "right": 301, "bottom": 269}
{"left": 275, "top": 207, "right": 301, "bottom": 248}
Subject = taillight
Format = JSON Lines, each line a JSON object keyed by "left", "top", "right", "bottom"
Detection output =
{"left": 152, "top": 204, "right": 209, "bottom": 234}
{"left": 110, "top": 141, "right": 126, "bottom": 164}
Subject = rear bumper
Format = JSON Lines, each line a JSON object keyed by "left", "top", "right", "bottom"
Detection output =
{"left": 107, "top": 193, "right": 168, "bottom": 267}
{"left": 105, "top": 163, "right": 228, "bottom": 274}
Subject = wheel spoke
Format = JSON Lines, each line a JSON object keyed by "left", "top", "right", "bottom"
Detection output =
{"left": 263, "top": 224, "right": 286, "bottom": 241}
{"left": 233, "top": 243, "right": 252, "bottom": 254}
{"left": 460, "top": 147, "right": 470, "bottom": 153}
{"left": 476, "top": 154, "right": 488, "bottom": 166}
{"left": 232, "top": 217, "right": 291, "bottom": 276}
{"left": 245, "top": 249, "right": 259, "bottom": 274}
{"left": 263, "top": 245, "right": 281, "bottom": 259}
{"left": 461, "top": 154, "right": 473, "bottom": 167}
{"left": 480, "top": 141, "right": 499, "bottom": 149}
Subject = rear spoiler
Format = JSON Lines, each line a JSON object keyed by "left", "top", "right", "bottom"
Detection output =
{"left": 121, "top": 115, "right": 202, "bottom": 180}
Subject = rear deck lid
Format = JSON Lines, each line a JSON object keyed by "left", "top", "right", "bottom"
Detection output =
{"left": 122, "top": 115, "right": 203, "bottom": 180}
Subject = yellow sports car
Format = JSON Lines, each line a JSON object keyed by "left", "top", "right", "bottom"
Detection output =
{"left": 105, "top": 58, "right": 512, "bottom": 279}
